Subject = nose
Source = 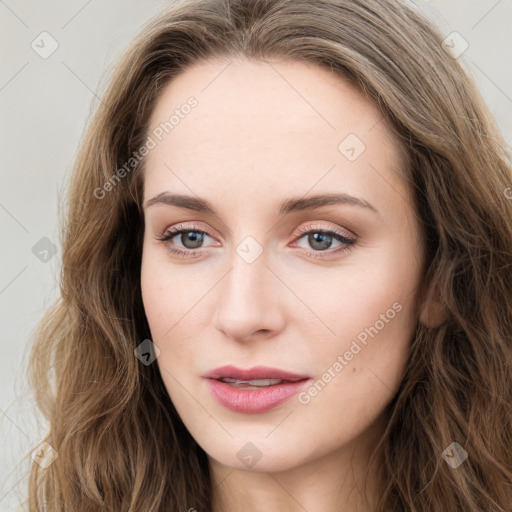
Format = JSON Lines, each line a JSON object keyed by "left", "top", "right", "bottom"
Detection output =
{"left": 212, "top": 246, "right": 286, "bottom": 342}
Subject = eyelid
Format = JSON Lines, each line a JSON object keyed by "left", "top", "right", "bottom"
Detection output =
{"left": 154, "top": 223, "right": 215, "bottom": 245}
{"left": 294, "top": 222, "right": 356, "bottom": 240}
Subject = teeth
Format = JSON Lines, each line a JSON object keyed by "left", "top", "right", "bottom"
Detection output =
{"left": 220, "top": 378, "right": 283, "bottom": 386}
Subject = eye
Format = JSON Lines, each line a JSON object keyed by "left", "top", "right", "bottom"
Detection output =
{"left": 292, "top": 225, "right": 356, "bottom": 259}
{"left": 154, "top": 223, "right": 356, "bottom": 259}
{"left": 154, "top": 224, "right": 216, "bottom": 258}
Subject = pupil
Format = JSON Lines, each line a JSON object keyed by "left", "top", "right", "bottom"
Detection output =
{"left": 182, "top": 232, "right": 203, "bottom": 249}
{"left": 309, "top": 232, "right": 332, "bottom": 250}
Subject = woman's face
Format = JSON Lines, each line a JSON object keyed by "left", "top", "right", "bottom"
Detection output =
{"left": 140, "top": 58, "right": 425, "bottom": 473}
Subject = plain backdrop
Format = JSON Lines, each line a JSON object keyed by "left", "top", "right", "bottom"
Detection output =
{"left": 1, "top": 0, "right": 511, "bottom": 510}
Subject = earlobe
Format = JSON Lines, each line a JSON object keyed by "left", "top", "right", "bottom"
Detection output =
{"left": 419, "top": 299, "right": 447, "bottom": 328}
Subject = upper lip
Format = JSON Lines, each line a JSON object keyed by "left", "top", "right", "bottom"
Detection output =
{"left": 203, "top": 365, "right": 310, "bottom": 382}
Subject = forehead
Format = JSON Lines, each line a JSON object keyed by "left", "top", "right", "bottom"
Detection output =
{"left": 143, "top": 58, "right": 407, "bottom": 213}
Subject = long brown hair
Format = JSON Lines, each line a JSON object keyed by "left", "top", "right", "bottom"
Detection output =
{"left": 24, "top": 0, "right": 512, "bottom": 510}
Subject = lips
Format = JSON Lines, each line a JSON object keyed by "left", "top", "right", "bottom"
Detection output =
{"left": 202, "top": 365, "right": 311, "bottom": 413}
{"left": 202, "top": 365, "right": 310, "bottom": 382}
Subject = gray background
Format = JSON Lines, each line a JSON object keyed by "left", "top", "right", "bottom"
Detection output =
{"left": 1, "top": 0, "right": 511, "bottom": 509}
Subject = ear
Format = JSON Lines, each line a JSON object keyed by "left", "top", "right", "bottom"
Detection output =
{"left": 419, "top": 297, "right": 447, "bottom": 328}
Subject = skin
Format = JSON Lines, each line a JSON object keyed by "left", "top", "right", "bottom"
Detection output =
{"left": 140, "top": 57, "right": 426, "bottom": 512}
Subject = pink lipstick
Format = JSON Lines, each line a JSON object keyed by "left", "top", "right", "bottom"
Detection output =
{"left": 203, "top": 365, "right": 311, "bottom": 413}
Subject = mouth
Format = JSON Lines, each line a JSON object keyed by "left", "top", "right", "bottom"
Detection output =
{"left": 202, "top": 364, "right": 310, "bottom": 382}
{"left": 215, "top": 377, "right": 294, "bottom": 389}
{"left": 202, "top": 365, "right": 311, "bottom": 413}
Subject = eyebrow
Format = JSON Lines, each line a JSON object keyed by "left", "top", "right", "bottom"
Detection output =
{"left": 144, "top": 192, "right": 378, "bottom": 215}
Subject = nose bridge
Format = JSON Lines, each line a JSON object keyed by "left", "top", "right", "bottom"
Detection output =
{"left": 213, "top": 237, "right": 284, "bottom": 339}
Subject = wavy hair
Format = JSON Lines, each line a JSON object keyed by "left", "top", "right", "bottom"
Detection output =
{"left": 24, "top": 0, "right": 512, "bottom": 510}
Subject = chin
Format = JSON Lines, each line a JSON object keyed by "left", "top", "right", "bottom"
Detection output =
{"left": 200, "top": 434, "right": 314, "bottom": 474}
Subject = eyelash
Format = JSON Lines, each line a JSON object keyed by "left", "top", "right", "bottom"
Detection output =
{"left": 154, "top": 223, "right": 356, "bottom": 259}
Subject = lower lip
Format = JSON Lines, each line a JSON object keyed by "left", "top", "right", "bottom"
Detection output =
{"left": 205, "top": 378, "right": 311, "bottom": 413}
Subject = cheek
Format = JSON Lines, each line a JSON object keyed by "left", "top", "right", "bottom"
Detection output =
{"left": 140, "top": 245, "right": 198, "bottom": 338}
{"left": 140, "top": 254, "right": 167, "bottom": 336}
{"left": 300, "top": 243, "right": 421, "bottom": 386}
{"left": 140, "top": 255, "right": 184, "bottom": 367}
{"left": 296, "top": 275, "right": 416, "bottom": 445}
{"left": 301, "top": 253, "right": 419, "bottom": 342}
{"left": 140, "top": 245, "right": 211, "bottom": 384}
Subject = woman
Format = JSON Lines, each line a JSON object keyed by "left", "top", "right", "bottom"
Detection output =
{"left": 25, "top": 0, "right": 512, "bottom": 510}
